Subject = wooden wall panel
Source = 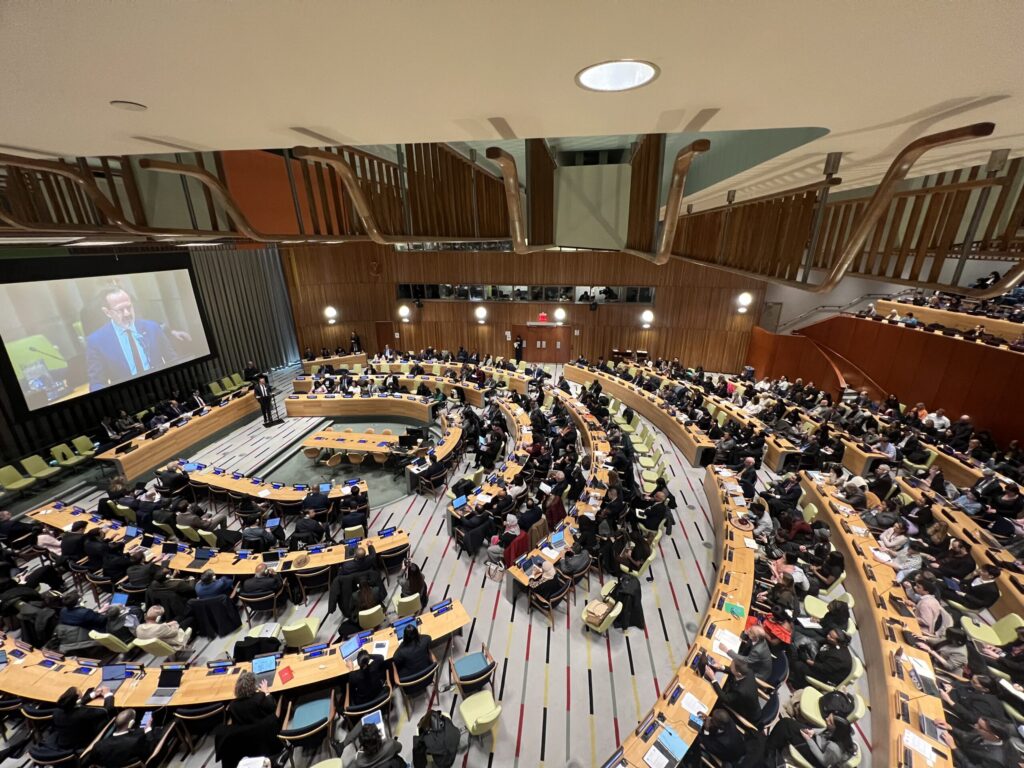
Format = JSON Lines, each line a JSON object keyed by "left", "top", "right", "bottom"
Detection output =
{"left": 526, "top": 139, "right": 555, "bottom": 245}
{"left": 796, "top": 317, "right": 1022, "bottom": 444}
{"left": 744, "top": 327, "right": 843, "bottom": 396}
{"left": 279, "top": 243, "right": 763, "bottom": 372}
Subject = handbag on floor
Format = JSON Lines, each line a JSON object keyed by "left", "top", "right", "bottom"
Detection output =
{"left": 486, "top": 562, "right": 505, "bottom": 582}
{"left": 584, "top": 598, "right": 612, "bottom": 626}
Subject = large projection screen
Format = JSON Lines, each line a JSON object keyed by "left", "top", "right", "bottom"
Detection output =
{"left": 0, "top": 264, "right": 212, "bottom": 411}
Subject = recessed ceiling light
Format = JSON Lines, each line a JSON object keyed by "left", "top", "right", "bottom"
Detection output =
{"left": 110, "top": 100, "right": 148, "bottom": 112}
{"left": 575, "top": 60, "right": 659, "bottom": 92}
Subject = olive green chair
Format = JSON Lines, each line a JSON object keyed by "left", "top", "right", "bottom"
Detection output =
{"left": 20, "top": 454, "right": 61, "bottom": 483}
{"left": 70, "top": 435, "right": 97, "bottom": 459}
{"left": 51, "top": 443, "right": 86, "bottom": 471}
{"left": 0, "top": 465, "right": 37, "bottom": 495}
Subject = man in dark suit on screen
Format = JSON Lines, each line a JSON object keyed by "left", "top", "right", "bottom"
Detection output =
{"left": 85, "top": 287, "right": 179, "bottom": 391}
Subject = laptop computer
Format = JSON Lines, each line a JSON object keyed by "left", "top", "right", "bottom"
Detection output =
{"left": 147, "top": 667, "right": 185, "bottom": 704}
{"left": 186, "top": 547, "right": 216, "bottom": 570}
{"left": 452, "top": 495, "right": 467, "bottom": 511}
{"left": 252, "top": 654, "right": 278, "bottom": 686}
{"left": 318, "top": 482, "right": 332, "bottom": 494}
{"left": 101, "top": 664, "right": 129, "bottom": 693}
{"left": 110, "top": 592, "right": 129, "bottom": 607}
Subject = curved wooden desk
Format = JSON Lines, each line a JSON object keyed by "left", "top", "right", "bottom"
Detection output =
{"left": 293, "top": 374, "right": 489, "bottom": 407}
{"left": 0, "top": 600, "right": 468, "bottom": 709}
{"left": 896, "top": 476, "right": 1024, "bottom": 619}
{"left": 300, "top": 352, "right": 368, "bottom": 374}
{"left": 615, "top": 467, "right": 756, "bottom": 767}
{"left": 284, "top": 392, "right": 437, "bottom": 421}
{"left": 563, "top": 364, "right": 715, "bottom": 466}
{"left": 97, "top": 394, "right": 260, "bottom": 482}
{"left": 799, "top": 472, "right": 954, "bottom": 768}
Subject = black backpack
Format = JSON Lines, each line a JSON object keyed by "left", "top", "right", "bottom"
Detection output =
{"left": 412, "top": 710, "right": 460, "bottom": 768}
{"left": 818, "top": 690, "right": 854, "bottom": 719}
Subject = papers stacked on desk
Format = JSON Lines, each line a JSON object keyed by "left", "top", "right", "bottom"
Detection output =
{"left": 476, "top": 493, "right": 493, "bottom": 505}
{"left": 257, "top": 489, "right": 272, "bottom": 498}
{"left": 711, "top": 628, "right": 742, "bottom": 658}
{"left": 902, "top": 729, "right": 938, "bottom": 766}
{"left": 871, "top": 548, "right": 893, "bottom": 563}
{"left": 714, "top": 468, "right": 735, "bottom": 477}
{"left": 680, "top": 691, "right": 709, "bottom": 717}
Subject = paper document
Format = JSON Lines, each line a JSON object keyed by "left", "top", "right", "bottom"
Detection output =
{"left": 711, "top": 628, "right": 742, "bottom": 658}
{"left": 743, "top": 538, "right": 758, "bottom": 549}
{"left": 257, "top": 489, "right": 272, "bottom": 498}
{"left": 476, "top": 493, "right": 493, "bottom": 504}
{"left": 680, "top": 691, "right": 709, "bottom": 716}
{"left": 871, "top": 548, "right": 893, "bottom": 563}
{"left": 370, "top": 640, "right": 389, "bottom": 657}
{"left": 907, "top": 654, "right": 935, "bottom": 679}
{"left": 540, "top": 547, "right": 559, "bottom": 560}
{"left": 797, "top": 617, "right": 822, "bottom": 629}
{"left": 850, "top": 525, "right": 868, "bottom": 536}
{"left": 642, "top": 746, "right": 669, "bottom": 768}
{"left": 902, "top": 730, "right": 938, "bottom": 766}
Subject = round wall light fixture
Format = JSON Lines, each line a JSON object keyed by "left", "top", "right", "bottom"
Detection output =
{"left": 474, "top": 306, "right": 488, "bottom": 324}
{"left": 553, "top": 307, "right": 567, "bottom": 323}
{"left": 323, "top": 306, "right": 338, "bottom": 320}
{"left": 737, "top": 292, "right": 753, "bottom": 307}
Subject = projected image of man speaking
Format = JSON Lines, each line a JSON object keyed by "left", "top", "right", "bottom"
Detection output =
{"left": 86, "top": 286, "right": 181, "bottom": 391}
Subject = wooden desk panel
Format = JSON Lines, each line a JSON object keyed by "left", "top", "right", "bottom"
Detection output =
{"left": 0, "top": 602, "right": 468, "bottom": 708}
{"left": 97, "top": 394, "right": 260, "bottom": 482}
{"left": 877, "top": 299, "right": 1023, "bottom": 339}
{"left": 300, "top": 352, "right": 368, "bottom": 374}
{"left": 302, "top": 430, "right": 400, "bottom": 455}
{"left": 293, "top": 374, "right": 488, "bottom": 407}
{"left": 284, "top": 393, "right": 436, "bottom": 421}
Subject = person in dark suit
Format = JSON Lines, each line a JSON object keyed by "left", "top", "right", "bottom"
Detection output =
{"left": 85, "top": 287, "right": 179, "bottom": 391}
{"left": 125, "top": 550, "right": 158, "bottom": 588}
{"left": 685, "top": 710, "right": 747, "bottom": 767}
{"left": 392, "top": 625, "right": 434, "bottom": 681}
{"left": 240, "top": 563, "right": 282, "bottom": 595}
{"left": 59, "top": 520, "right": 89, "bottom": 563}
{"left": 292, "top": 509, "right": 326, "bottom": 546}
{"left": 702, "top": 658, "right": 761, "bottom": 723}
{"left": 254, "top": 375, "right": 274, "bottom": 425}
{"left": 242, "top": 361, "right": 260, "bottom": 382}
{"left": 302, "top": 489, "right": 329, "bottom": 512}
{"left": 348, "top": 650, "right": 388, "bottom": 705}
{"left": 947, "top": 565, "right": 1001, "bottom": 610}
{"left": 88, "top": 708, "right": 162, "bottom": 768}
{"left": 49, "top": 685, "right": 115, "bottom": 750}
{"left": 195, "top": 569, "right": 234, "bottom": 599}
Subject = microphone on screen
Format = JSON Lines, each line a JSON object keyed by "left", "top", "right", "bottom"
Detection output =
{"left": 28, "top": 346, "right": 66, "bottom": 363}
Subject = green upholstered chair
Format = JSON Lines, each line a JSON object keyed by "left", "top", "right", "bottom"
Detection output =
{"left": 51, "top": 443, "right": 86, "bottom": 471}
{"left": 208, "top": 381, "right": 226, "bottom": 398}
{"left": 230, "top": 372, "right": 246, "bottom": 389}
{"left": 0, "top": 465, "right": 37, "bottom": 494}
{"left": 71, "top": 436, "right": 97, "bottom": 459}
{"left": 20, "top": 454, "right": 61, "bottom": 483}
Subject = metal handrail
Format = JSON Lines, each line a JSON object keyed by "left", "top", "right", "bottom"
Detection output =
{"left": 775, "top": 291, "right": 910, "bottom": 333}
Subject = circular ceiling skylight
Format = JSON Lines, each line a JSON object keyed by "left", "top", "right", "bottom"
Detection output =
{"left": 575, "top": 60, "right": 659, "bottom": 92}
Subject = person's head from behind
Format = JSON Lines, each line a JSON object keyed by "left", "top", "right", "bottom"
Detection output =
{"left": 113, "top": 708, "right": 135, "bottom": 732}
{"left": 145, "top": 605, "right": 165, "bottom": 624}
{"left": 61, "top": 590, "right": 81, "bottom": 610}
{"left": 100, "top": 287, "right": 136, "bottom": 330}
{"left": 57, "top": 686, "right": 81, "bottom": 711}
{"left": 402, "top": 625, "right": 421, "bottom": 647}
{"left": 356, "top": 649, "right": 371, "bottom": 669}
{"left": 234, "top": 670, "right": 257, "bottom": 698}
{"left": 200, "top": 569, "right": 215, "bottom": 585}
{"left": 729, "top": 658, "right": 750, "bottom": 678}
{"left": 358, "top": 723, "right": 384, "bottom": 755}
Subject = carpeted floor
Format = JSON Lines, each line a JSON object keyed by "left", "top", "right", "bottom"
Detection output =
{"left": 2, "top": 364, "right": 879, "bottom": 767}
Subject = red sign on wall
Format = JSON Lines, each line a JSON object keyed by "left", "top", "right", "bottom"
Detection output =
{"left": 538, "top": 311, "right": 548, "bottom": 323}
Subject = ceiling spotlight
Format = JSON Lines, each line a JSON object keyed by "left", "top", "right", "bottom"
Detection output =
{"left": 737, "top": 292, "right": 753, "bottom": 307}
{"left": 641, "top": 309, "right": 655, "bottom": 324}
{"left": 576, "top": 60, "right": 659, "bottom": 92}
{"left": 474, "top": 306, "right": 488, "bottom": 323}
{"left": 323, "top": 306, "right": 338, "bottom": 320}
{"left": 398, "top": 305, "right": 411, "bottom": 319}
{"left": 738, "top": 306, "right": 748, "bottom": 314}
{"left": 553, "top": 308, "right": 567, "bottom": 322}
{"left": 109, "top": 100, "right": 148, "bottom": 112}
